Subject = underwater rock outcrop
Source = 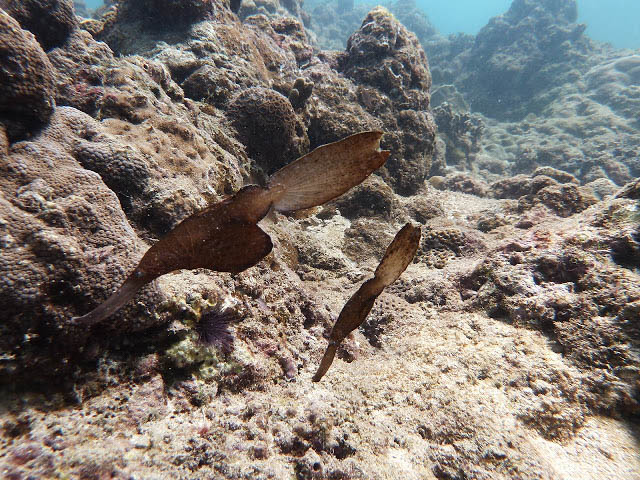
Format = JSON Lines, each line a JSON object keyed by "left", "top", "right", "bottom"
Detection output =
{"left": 427, "top": 0, "right": 593, "bottom": 120}
{"left": 308, "top": 0, "right": 437, "bottom": 52}
{"left": 0, "top": 0, "right": 78, "bottom": 51}
{"left": 0, "top": 108, "right": 165, "bottom": 380}
{"left": 431, "top": 103, "right": 484, "bottom": 174}
{"left": 339, "top": 7, "right": 434, "bottom": 195}
{"left": 307, "top": 7, "right": 436, "bottom": 195}
{"left": 117, "top": 0, "right": 221, "bottom": 28}
{"left": 228, "top": 87, "right": 309, "bottom": 174}
{"left": 462, "top": 198, "right": 640, "bottom": 417}
{"left": 0, "top": 11, "right": 56, "bottom": 141}
{"left": 238, "top": 0, "right": 308, "bottom": 26}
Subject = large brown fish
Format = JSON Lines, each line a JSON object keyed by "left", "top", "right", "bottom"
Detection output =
{"left": 72, "top": 132, "right": 390, "bottom": 326}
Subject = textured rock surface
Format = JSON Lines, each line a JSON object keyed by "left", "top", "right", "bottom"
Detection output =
{"left": 363, "top": 0, "right": 640, "bottom": 192}
{"left": 427, "top": 0, "right": 592, "bottom": 121}
{"left": 0, "top": 0, "right": 78, "bottom": 50}
{"left": 228, "top": 87, "right": 309, "bottom": 174}
{"left": 306, "top": 7, "right": 436, "bottom": 195}
{"left": 117, "top": 0, "right": 220, "bottom": 28}
{"left": 308, "top": 0, "right": 436, "bottom": 52}
{"left": 0, "top": 108, "right": 160, "bottom": 381}
{"left": 0, "top": 11, "right": 56, "bottom": 140}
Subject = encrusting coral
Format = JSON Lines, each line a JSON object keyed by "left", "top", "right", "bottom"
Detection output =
{"left": 228, "top": 86, "right": 309, "bottom": 173}
{"left": 0, "top": 0, "right": 77, "bottom": 51}
{"left": 72, "top": 131, "right": 390, "bottom": 326}
{"left": 0, "top": 11, "right": 56, "bottom": 140}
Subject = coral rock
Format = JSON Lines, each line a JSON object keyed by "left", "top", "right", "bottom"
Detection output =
{"left": 228, "top": 87, "right": 309, "bottom": 174}
{"left": 0, "top": 0, "right": 77, "bottom": 50}
{"left": 118, "top": 0, "right": 221, "bottom": 28}
{"left": 0, "top": 107, "right": 167, "bottom": 382}
{"left": 333, "top": 176, "right": 396, "bottom": 219}
{"left": 341, "top": 7, "right": 431, "bottom": 104}
{"left": 0, "top": 11, "right": 56, "bottom": 140}
{"left": 331, "top": 7, "right": 436, "bottom": 195}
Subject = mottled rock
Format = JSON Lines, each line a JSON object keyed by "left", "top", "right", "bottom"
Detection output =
{"left": 520, "top": 182, "right": 598, "bottom": 217}
{"left": 585, "top": 54, "right": 640, "bottom": 127}
{"left": 228, "top": 87, "right": 309, "bottom": 174}
{"left": 118, "top": 0, "right": 220, "bottom": 28}
{"left": 435, "top": 0, "right": 591, "bottom": 120}
{"left": 0, "top": 107, "right": 166, "bottom": 382}
{"left": 288, "top": 77, "right": 314, "bottom": 110}
{"left": 416, "top": 226, "right": 484, "bottom": 268}
{"left": 46, "top": 29, "right": 118, "bottom": 115}
{"left": 309, "top": 0, "right": 437, "bottom": 52}
{"left": 309, "top": 7, "right": 436, "bottom": 195}
{"left": 432, "top": 103, "right": 484, "bottom": 172}
{"left": 490, "top": 175, "right": 533, "bottom": 199}
{"left": 0, "top": 0, "right": 77, "bottom": 50}
{"left": 441, "top": 173, "right": 489, "bottom": 197}
{"left": 533, "top": 166, "right": 579, "bottom": 185}
{"left": 0, "top": 11, "right": 56, "bottom": 140}
{"left": 343, "top": 218, "right": 395, "bottom": 263}
{"left": 238, "top": 0, "right": 307, "bottom": 25}
{"left": 615, "top": 178, "right": 640, "bottom": 200}
{"left": 341, "top": 7, "right": 430, "bottom": 105}
{"left": 343, "top": 8, "right": 435, "bottom": 194}
{"left": 491, "top": 172, "right": 595, "bottom": 217}
{"left": 463, "top": 200, "right": 640, "bottom": 416}
{"left": 332, "top": 176, "right": 396, "bottom": 219}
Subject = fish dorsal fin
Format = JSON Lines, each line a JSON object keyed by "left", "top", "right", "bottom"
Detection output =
{"left": 269, "top": 131, "right": 390, "bottom": 212}
{"left": 373, "top": 223, "right": 421, "bottom": 286}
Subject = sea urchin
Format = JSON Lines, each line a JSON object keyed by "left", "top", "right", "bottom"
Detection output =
{"left": 195, "top": 304, "right": 238, "bottom": 353}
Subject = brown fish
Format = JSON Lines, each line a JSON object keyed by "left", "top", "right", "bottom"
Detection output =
{"left": 312, "top": 223, "right": 421, "bottom": 382}
{"left": 72, "top": 132, "right": 390, "bottom": 326}
{"left": 270, "top": 131, "right": 390, "bottom": 212}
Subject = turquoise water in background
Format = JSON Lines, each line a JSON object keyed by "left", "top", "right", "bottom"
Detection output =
{"left": 415, "top": 0, "right": 640, "bottom": 49}
{"left": 416, "top": 0, "right": 511, "bottom": 37}
{"left": 577, "top": 0, "right": 640, "bottom": 49}
{"left": 84, "top": 0, "right": 104, "bottom": 9}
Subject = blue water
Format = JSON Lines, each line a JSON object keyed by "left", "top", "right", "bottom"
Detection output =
{"left": 577, "top": 0, "right": 640, "bottom": 49}
{"left": 417, "top": 0, "right": 512, "bottom": 37}
{"left": 84, "top": 0, "right": 104, "bottom": 9}
{"left": 414, "top": 0, "right": 640, "bottom": 49}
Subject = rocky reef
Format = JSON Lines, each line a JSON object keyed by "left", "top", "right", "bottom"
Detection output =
{"left": 0, "top": 0, "right": 639, "bottom": 479}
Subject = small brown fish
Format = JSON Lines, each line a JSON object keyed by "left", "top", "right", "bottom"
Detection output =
{"left": 72, "top": 132, "right": 390, "bottom": 326}
{"left": 312, "top": 223, "right": 421, "bottom": 382}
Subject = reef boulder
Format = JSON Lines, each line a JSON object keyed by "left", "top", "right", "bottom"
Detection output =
{"left": 340, "top": 6, "right": 431, "bottom": 106}
{"left": 0, "top": 107, "right": 165, "bottom": 382}
{"left": 117, "top": 0, "right": 228, "bottom": 29}
{"left": 0, "top": 0, "right": 77, "bottom": 51}
{"left": 0, "top": 11, "right": 56, "bottom": 140}
{"left": 308, "top": 7, "right": 436, "bottom": 195}
{"left": 427, "top": 0, "right": 592, "bottom": 120}
{"left": 228, "top": 87, "right": 309, "bottom": 174}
